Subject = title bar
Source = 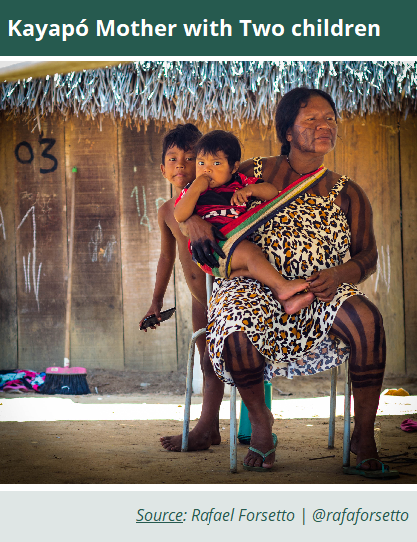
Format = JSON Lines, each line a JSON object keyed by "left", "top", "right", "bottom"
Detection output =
{"left": 1, "top": 0, "right": 415, "bottom": 57}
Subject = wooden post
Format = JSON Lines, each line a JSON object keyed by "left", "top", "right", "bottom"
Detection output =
{"left": 64, "top": 167, "right": 77, "bottom": 367}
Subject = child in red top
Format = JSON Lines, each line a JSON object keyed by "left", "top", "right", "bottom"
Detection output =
{"left": 174, "top": 130, "right": 313, "bottom": 314}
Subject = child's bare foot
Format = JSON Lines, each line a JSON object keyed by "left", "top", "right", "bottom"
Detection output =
{"left": 275, "top": 278, "right": 310, "bottom": 301}
{"left": 280, "top": 291, "right": 314, "bottom": 314}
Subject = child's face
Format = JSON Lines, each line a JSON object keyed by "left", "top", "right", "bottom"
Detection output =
{"left": 161, "top": 145, "right": 196, "bottom": 189}
{"left": 196, "top": 151, "right": 239, "bottom": 188}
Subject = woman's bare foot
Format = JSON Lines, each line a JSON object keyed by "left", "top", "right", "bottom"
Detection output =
{"left": 279, "top": 291, "right": 314, "bottom": 314}
{"left": 243, "top": 410, "right": 276, "bottom": 469}
{"left": 350, "top": 428, "right": 381, "bottom": 470}
{"left": 160, "top": 423, "right": 221, "bottom": 452}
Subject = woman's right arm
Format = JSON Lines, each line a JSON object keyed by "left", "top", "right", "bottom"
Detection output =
{"left": 179, "top": 215, "right": 226, "bottom": 268}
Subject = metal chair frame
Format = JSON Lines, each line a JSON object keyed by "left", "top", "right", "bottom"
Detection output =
{"left": 182, "top": 275, "right": 351, "bottom": 472}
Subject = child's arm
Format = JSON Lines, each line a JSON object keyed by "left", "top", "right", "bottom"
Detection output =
{"left": 139, "top": 205, "right": 176, "bottom": 331}
{"left": 174, "top": 174, "right": 211, "bottom": 223}
{"left": 230, "top": 181, "right": 279, "bottom": 206}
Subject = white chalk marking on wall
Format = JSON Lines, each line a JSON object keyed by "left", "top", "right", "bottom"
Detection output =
{"left": 139, "top": 186, "right": 151, "bottom": 231}
{"left": 38, "top": 193, "right": 53, "bottom": 216}
{"left": 0, "top": 206, "right": 6, "bottom": 240}
{"left": 88, "top": 222, "right": 103, "bottom": 263}
{"left": 21, "top": 191, "right": 53, "bottom": 216}
{"left": 155, "top": 197, "right": 167, "bottom": 212}
{"left": 130, "top": 185, "right": 152, "bottom": 231}
{"left": 17, "top": 206, "right": 42, "bottom": 311}
{"left": 374, "top": 245, "right": 391, "bottom": 294}
{"left": 103, "top": 235, "right": 117, "bottom": 263}
{"left": 23, "top": 253, "right": 31, "bottom": 292}
{"left": 131, "top": 186, "right": 140, "bottom": 216}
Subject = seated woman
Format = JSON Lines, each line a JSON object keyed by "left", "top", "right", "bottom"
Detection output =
{"left": 161, "top": 88, "right": 391, "bottom": 478}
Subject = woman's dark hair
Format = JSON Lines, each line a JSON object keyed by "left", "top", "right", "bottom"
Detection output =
{"left": 162, "top": 123, "right": 202, "bottom": 163}
{"left": 275, "top": 88, "right": 338, "bottom": 155}
{"left": 194, "top": 130, "right": 241, "bottom": 167}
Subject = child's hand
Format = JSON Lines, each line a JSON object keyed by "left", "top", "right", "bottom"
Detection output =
{"left": 231, "top": 186, "right": 253, "bottom": 205}
{"left": 139, "top": 301, "right": 163, "bottom": 332}
{"left": 193, "top": 174, "right": 211, "bottom": 192}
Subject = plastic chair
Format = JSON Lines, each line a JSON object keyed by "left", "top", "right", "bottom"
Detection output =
{"left": 182, "top": 275, "right": 351, "bottom": 472}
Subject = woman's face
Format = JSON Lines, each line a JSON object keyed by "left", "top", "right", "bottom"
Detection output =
{"left": 286, "top": 95, "right": 337, "bottom": 156}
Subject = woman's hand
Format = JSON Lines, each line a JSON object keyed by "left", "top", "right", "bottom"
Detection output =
{"left": 306, "top": 268, "right": 341, "bottom": 302}
{"left": 231, "top": 186, "right": 253, "bottom": 205}
{"left": 183, "top": 215, "right": 226, "bottom": 268}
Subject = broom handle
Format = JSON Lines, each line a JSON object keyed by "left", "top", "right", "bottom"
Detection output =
{"left": 64, "top": 167, "right": 77, "bottom": 367}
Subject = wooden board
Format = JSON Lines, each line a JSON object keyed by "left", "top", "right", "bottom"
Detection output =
{"left": 399, "top": 114, "right": 417, "bottom": 373}
{"left": 13, "top": 117, "right": 67, "bottom": 371}
{"left": 1, "top": 114, "right": 415, "bottom": 375}
{"left": 240, "top": 125, "right": 274, "bottom": 161}
{"left": 334, "top": 113, "right": 405, "bottom": 373}
{"left": 65, "top": 117, "right": 124, "bottom": 369}
{"left": 118, "top": 123, "right": 177, "bottom": 371}
{"left": 0, "top": 119, "right": 18, "bottom": 369}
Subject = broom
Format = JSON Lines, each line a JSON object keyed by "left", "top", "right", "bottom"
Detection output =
{"left": 40, "top": 167, "right": 90, "bottom": 395}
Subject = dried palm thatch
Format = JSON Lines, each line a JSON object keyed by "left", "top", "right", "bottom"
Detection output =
{"left": 1, "top": 61, "right": 416, "bottom": 130}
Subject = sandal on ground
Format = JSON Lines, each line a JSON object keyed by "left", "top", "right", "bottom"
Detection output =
{"left": 243, "top": 433, "right": 278, "bottom": 472}
{"left": 343, "top": 458, "right": 399, "bottom": 479}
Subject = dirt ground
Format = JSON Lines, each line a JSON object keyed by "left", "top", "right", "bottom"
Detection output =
{"left": 1, "top": 370, "right": 416, "bottom": 485}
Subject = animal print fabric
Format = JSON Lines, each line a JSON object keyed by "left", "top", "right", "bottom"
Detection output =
{"left": 253, "top": 156, "right": 262, "bottom": 179}
{"left": 207, "top": 176, "right": 364, "bottom": 385}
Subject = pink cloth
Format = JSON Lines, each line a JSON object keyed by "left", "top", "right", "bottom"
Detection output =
{"left": 400, "top": 419, "right": 417, "bottom": 432}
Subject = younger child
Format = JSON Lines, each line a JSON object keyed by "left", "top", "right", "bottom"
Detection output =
{"left": 139, "top": 124, "right": 208, "bottom": 361}
{"left": 174, "top": 130, "right": 314, "bottom": 314}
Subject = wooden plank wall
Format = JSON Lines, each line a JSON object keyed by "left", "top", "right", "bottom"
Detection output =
{"left": 14, "top": 118, "right": 67, "bottom": 369}
{"left": 0, "top": 114, "right": 416, "bottom": 374}
{"left": 118, "top": 125, "right": 177, "bottom": 371}
{"left": 400, "top": 115, "right": 417, "bottom": 373}
{"left": 334, "top": 114, "right": 405, "bottom": 373}
{"left": 65, "top": 117, "right": 124, "bottom": 370}
{"left": 0, "top": 118, "right": 17, "bottom": 367}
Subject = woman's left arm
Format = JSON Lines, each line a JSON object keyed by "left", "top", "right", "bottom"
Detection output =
{"left": 307, "top": 180, "right": 378, "bottom": 301}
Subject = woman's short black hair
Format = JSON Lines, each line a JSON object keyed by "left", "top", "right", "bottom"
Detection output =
{"left": 162, "top": 123, "right": 202, "bottom": 163}
{"left": 194, "top": 130, "right": 241, "bottom": 167}
{"left": 275, "top": 88, "right": 338, "bottom": 155}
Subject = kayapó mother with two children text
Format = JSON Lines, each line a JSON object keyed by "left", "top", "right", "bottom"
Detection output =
{"left": 161, "top": 88, "right": 390, "bottom": 478}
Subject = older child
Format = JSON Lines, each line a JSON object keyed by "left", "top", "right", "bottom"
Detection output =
{"left": 139, "top": 124, "right": 209, "bottom": 378}
{"left": 174, "top": 130, "right": 313, "bottom": 314}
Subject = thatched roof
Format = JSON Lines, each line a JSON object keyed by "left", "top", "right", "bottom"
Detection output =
{"left": 1, "top": 61, "right": 416, "bottom": 128}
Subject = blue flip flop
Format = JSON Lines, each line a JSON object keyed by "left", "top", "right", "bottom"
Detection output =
{"left": 343, "top": 458, "right": 399, "bottom": 479}
{"left": 243, "top": 433, "right": 278, "bottom": 472}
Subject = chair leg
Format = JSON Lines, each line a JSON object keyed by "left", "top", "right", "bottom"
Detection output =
{"left": 230, "top": 385, "right": 237, "bottom": 473}
{"left": 182, "top": 328, "right": 206, "bottom": 452}
{"left": 342, "top": 365, "right": 351, "bottom": 467}
{"left": 328, "top": 366, "right": 337, "bottom": 449}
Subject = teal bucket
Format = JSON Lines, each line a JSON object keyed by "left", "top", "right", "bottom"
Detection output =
{"left": 237, "top": 381, "right": 272, "bottom": 444}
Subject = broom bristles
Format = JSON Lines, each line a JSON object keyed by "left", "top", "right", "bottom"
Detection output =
{"left": 40, "top": 372, "right": 90, "bottom": 395}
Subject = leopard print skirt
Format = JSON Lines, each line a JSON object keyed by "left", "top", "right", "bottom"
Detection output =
{"left": 207, "top": 177, "right": 364, "bottom": 385}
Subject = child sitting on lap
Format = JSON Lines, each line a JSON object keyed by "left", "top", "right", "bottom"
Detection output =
{"left": 174, "top": 130, "right": 313, "bottom": 315}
